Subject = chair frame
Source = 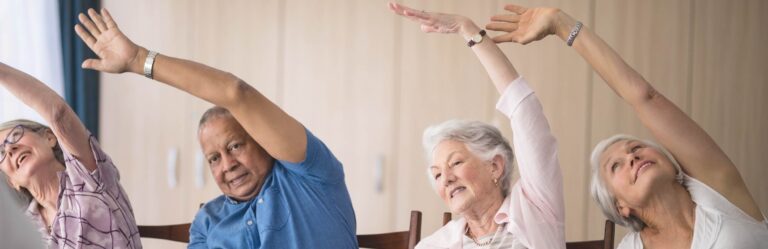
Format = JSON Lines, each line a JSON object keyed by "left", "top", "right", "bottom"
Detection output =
{"left": 357, "top": 210, "right": 422, "bottom": 249}
{"left": 137, "top": 223, "right": 191, "bottom": 243}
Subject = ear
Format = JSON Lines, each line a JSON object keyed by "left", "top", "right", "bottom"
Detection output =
{"left": 43, "top": 129, "right": 58, "bottom": 148}
{"left": 490, "top": 154, "right": 505, "bottom": 179}
{"left": 616, "top": 199, "right": 632, "bottom": 218}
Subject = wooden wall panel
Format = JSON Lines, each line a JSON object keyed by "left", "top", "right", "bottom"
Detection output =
{"left": 690, "top": 0, "right": 768, "bottom": 221}
{"left": 280, "top": 0, "right": 399, "bottom": 234}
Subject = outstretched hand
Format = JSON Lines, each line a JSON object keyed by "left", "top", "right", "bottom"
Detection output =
{"left": 75, "top": 8, "right": 142, "bottom": 74}
{"left": 388, "top": 2, "right": 469, "bottom": 34}
{"left": 485, "top": 4, "right": 560, "bottom": 45}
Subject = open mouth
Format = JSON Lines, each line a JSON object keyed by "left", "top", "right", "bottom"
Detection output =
{"left": 449, "top": 186, "right": 466, "bottom": 198}
{"left": 16, "top": 152, "right": 30, "bottom": 169}
{"left": 634, "top": 161, "right": 653, "bottom": 182}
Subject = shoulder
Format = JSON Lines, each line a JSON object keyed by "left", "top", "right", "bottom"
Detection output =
{"left": 617, "top": 231, "right": 642, "bottom": 249}
{"left": 418, "top": 218, "right": 464, "bottom": 248}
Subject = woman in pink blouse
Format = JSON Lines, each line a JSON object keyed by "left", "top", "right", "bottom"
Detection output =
{"left": 389, "top": 3, "right": 566, "bottom": 249}
{"left": 0, "top": 61, "right": 141, "bottom": 248}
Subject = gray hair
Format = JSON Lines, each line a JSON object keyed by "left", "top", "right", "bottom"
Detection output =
{"left": 198, "top": 106, "right": 234, "bottom": 131}
{"left": 589, "top": 134, "right": 684, "bottom": 232}
{"left": 0, "top": 119, "right": 65, "bottom": 206}
{"left": 422, "top": 120, "right": 514, "bottom": 197}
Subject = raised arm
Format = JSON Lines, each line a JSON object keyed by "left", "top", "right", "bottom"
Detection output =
{"left": 75, "top": 8, "right": 306, "bottom": 163}
{"left": 487, "top": 5, "right": 763, "bottom": 220}
{"left": 390, "top": 4, "right": 565, "bottom": 239}
{"left": 0, "top": 63, "right": 96, "bottom": 172}
{"left": 388, "top": 3, "right": 519, "bottom": 94}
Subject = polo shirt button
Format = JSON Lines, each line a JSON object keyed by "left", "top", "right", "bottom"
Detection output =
{"left": 258, "top": 198, "right": 264, "bottom": 204}
{"left": 247, "top": 220, "right": 253, "bottom": 226}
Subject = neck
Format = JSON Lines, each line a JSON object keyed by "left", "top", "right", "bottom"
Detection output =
{"left": 26, "top": 162, "right": 65, "bottom": 217}
{"left": 635, "top": 182, "right": 696, "bottom": 236}
{"left": 463, "top": 192, "right": 504, "bottom": 237}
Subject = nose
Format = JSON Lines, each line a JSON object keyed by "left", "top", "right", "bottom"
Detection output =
{"left": 628, "top": 153, "right": 640, "bottom": 168}
{"left": 220, "top": 153, "right": 239, "bottom": 173}
{"left": 441, "top": 169, "right": 456, "bottom": 187}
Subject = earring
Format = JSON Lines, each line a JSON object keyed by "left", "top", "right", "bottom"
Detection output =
{"left": 493, "top": 178, "right": 499, "bottom": 186}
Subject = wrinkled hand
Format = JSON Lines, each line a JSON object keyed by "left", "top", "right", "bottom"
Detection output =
{"left": 485, "top": 4, "right": 560, "bottom": 44}
{"left": 75, "top": 8, "right": 142, "bottom": 73}
{"left": 388, "top": 2, "right": 468, "bottom": 34}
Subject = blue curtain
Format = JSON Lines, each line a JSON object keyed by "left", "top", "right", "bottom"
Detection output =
{"left": 59, "top": 0, "right": 101, "bottom": 138}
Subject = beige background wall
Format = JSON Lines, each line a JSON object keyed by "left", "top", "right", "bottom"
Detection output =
{"left": 98, "top": 0, "right": 768, "bottom": 248}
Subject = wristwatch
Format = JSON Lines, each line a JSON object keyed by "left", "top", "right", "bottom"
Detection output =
{"left": 467, "top": 30, "right": 486, "bottom": 47}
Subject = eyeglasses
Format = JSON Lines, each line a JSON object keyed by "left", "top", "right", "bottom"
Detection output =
{"left": 0, "top": 125, "right": 25, "bottom": 164}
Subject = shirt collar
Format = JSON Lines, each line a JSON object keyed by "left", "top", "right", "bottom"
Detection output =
{"left": 493, "top": 195, "right": 511, "bottom": 224}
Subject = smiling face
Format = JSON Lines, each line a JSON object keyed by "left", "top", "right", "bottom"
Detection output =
{"left": 429, "top": 140, "right": 503, "bottom": 214}
{"left": 598, "top": 139, "right": 679, "bottom": 216}
{"left": 0, "top": 126, "right": 60, "bottom": 190}
{"left": 199, "top": 116, "right": 274, "bottom": 202}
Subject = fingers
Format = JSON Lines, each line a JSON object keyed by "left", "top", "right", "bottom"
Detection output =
{"left": 485, "top": 22, "right": 518, "bottom": 32}
{"left": 81, "top": 59, "right": 102, "bottom": 70}
{"left": 87, "top": 8, "right": 108, "bottom": 32}
{"left": 490, "top": 14, "right": 520, "bottom": 23}
{"left": 78, "top": 13, "right": 101, "bottom": 36}
{"left": 504, "top": 4, "right": 527, "bottom": 14}
{"left": 101, "top": 8, "right": 118, "bottom": 29}
{"left": 421, "top": 25, "right": 438, "bottom": 33}
{"left": 74, "top": 24, "right": 96, "bottom": 48}
{"left": 389, "top": 2, "right": 429, "bottom": 21}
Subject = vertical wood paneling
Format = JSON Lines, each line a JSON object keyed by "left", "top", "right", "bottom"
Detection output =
{"left": 281, "top": 0, "right": 399, "bottom": 234}
{"left": 690, "top": 0, "right": 768, "bottom": 220}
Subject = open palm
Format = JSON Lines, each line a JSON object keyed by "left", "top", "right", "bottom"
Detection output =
{"left": 486, "top": 5, "right": 560, "bottom": 44}
{"left": 74, "top": 8, "right": 140, "bottom": 73}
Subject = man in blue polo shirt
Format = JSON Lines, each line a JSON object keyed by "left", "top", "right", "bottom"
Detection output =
{"left": 75, "top": 8, "right": 357, "bottom": 248}
{"left": 190, "top": 107, "right": 357, "bottom": 248}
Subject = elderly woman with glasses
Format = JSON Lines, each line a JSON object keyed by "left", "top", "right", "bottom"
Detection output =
{"left": 389, "top": 3, "right": 566, "bottom": 249}
{"left": 486, "top": 4, "right": 768, "bottom": 248}
{"left": 0, "top": 62, "right": 141, "bottom": 248}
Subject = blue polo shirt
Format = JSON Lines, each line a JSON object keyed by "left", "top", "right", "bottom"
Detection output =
{"left": 189, "top": 130, "right": 358, "bottom": 248}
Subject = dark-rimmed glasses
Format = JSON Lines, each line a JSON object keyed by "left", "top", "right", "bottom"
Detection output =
{"left": 0, "top": 125, "right": 25, "bottom": 164}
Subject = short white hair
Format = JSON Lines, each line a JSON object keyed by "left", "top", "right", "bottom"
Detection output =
{"left": 589, "top": 134, "right": 684, "bottom": 232}
{"left": 422, "top": 120, "right": 514, "bottom": 196}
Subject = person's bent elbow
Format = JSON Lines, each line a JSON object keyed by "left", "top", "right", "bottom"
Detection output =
{"left": 220, "top": 75, "right": 256, "bottom": 108}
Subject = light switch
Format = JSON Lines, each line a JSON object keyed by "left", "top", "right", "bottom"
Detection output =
{"left": 195, "top": 149, "right": 205, "bottom": 189}
{"left": 167, "top": 147, "right": 179, "bottom": 188}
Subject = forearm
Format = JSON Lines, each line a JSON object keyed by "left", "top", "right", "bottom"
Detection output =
{"left": 459, "top": 20, "right": 520, "bottom": 94}
{"left": 553, "top": 11, "right": 653, "bottom": 105}
{"left": 0, "top": 64, "right": 95, "bottom": 170}
{"left": 126, "top": 48, "right": 245, "bottom": 109}
{"left": 0, "top": 64, "right": 72, "bottom": 123}
{"left": 126, "top": 48, "right": 307, "bottom": 162}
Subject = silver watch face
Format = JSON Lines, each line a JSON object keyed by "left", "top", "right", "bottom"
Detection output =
{"left": 472, "top": 33, "right": 483, "bottom": 42}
